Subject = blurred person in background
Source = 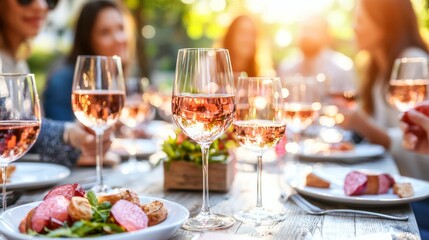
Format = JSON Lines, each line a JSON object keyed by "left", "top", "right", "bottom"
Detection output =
{"left": 219, "top": 15, "right": 274, "bottom": 84}
{"left": 43, "top": 0, "right": 135, "bottom": 121}
{"left": 278, "top": 15, "right": 357, "bottom": 95}
{"left": 341, "top": 0, "right": 429, "bottom": 237}
{"left": 0, "top": 0, "right": 111, "bottom": 168}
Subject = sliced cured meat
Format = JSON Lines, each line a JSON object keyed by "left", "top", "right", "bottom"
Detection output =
{"left": 111, "top": 199, "right": 148, "bottom": 231}
{"left": 44, "top": 183, "right": 85, "bottom": 200}
{"left": 344, "top": 171, "right": 395, "bottom": 196}
{"left": 31, "top": 195, "right": 70, "bottom": 233}
{"left": 378, "top": 174, "right": 394, "bottom": 194}
{"left": 344, "top": 171, "right": 367, "bottom": 196}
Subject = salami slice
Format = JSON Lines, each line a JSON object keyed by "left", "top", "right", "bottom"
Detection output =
{"left": 31, "top": 195, "right": 70, "bottom": 233}
{"left": 111, "top": 199, "right": 148, "bottom": 231}
{"left": 344, "top": 171, "right": 395, "bottom": 196}
{"left": 44, "top": 183, "right": 85, "bottom": 200}
{"left": 344, "top": 171, "right": 367, "bottom": 196}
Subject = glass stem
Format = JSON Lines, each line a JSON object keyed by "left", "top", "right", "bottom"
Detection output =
{"left": 293, "top": 131, "right": 302, "bottom": 153}
{"left": 200, "top": 144, "right": 211, "bottom": 216}
{"left": 1, "top": 165, "right": 7, "bottom": 211}
{"left": 95, "top": 132, "right": 104, "bottom": 187}
{"left": 129, "top": 129, "right": 138, "bottom": 163}
{"left": 256, "top": 154, "right": 263, "bottom": 208}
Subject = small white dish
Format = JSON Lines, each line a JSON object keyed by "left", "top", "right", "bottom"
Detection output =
{"left": 289, "top": 165, "right": 429, "bottom": 206}
{"left": 5, "top": 162, "right": 70, "bottom": 190}
{"left": 297, "top": 143, "right": 385, "bottom": 162}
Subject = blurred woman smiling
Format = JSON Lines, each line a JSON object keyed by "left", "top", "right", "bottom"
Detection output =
{"left": 0, "top": 0, "right": 111, "bottom": 167}
{"left": 43, "top": 0, "right": 135, "bottom": 121}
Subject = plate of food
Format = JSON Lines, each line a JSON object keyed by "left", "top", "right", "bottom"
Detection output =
{"left": 289, "top": 165, "right": 429, "bottom": 206}
{"left": 0, "top": 184, "right": 189, "bottom": 240}
{"left": 2, "top": 162, "right": 70, "bottom": 190}
{"left": 297, "top": 142, "right": 385, "bottom": 162}
{"left": 111, "top": 138, "right": 159, "bottom": 158}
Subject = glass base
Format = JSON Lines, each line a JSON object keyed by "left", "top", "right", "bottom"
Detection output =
{"left": 234, "top": 207, "right": 286, "bottom": 225}
{"left": 181, "top": 213, "right": 235, "bottom": 231}
{"left": 91, "top": 184, "right": 113, "bottom": 193}
{"left": 119, "top": 160, "right": 151, "bottom": 174}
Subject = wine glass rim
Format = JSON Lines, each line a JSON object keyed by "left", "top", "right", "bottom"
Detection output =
{"left": 395, "top": 57, "right": 428, "bottom": 63}
{"left": 238, "top": 76, "right": 280, "bottom": 81}
{"left": 0, "top": 73, "right": 34, "bottom": 78}
{"left": 178, "top": 48, "right": 229, "bottom": 52}
{"left": 77, "top": 55, "right": 122, "bottom": 60}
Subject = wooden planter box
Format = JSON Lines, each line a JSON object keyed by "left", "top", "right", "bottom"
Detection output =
{"left": 163, "top": 157, "right": 235, "bottom": 192}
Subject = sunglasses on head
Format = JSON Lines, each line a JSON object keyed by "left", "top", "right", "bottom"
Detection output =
{"left": 17, "top": 0, "right": 59, "bottom": 10}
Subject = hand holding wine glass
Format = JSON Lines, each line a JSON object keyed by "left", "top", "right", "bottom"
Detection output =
{"left": 0, "top": 73, "right": 41, "bottom": 210}
{"left": 234, "top": 76, "right": 286, "bottom": 225}
{"left": 72, "top": 55, "right": 125, "bottom": 193}
{"left": 172, "top": 48, "right": 235, "bottom": 231}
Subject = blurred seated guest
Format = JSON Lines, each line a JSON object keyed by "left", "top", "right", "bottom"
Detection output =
{"left": 219, "top": 15, "right": 274, "bottom": 82}
{"left": 278, "top": 15, "right": 357, "bottom": 94}
{"left": 339, "top": 0, "right": 428, "bottom": 156}
{"left": 43, "top": 0, "right": 135, "bottom": 121}
{"left": 0, "top": 0, "right": 111, "bottom": 167}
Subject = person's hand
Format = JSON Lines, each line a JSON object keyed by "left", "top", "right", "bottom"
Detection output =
{"left": 401, "top": 109, "right": 429, "bottom": 154}
{"left": 64, "top": 122, "right": 113, "bottom": 165}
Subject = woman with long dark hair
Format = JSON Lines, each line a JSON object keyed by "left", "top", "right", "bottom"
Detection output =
{"left": 43, "top": 0, "right": 134, "bottom": 121}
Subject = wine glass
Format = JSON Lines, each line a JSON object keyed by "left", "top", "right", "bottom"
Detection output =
{"left": 321, "top": 73, "right": 358, "bottom": 143}
{"left": 281, "top": 75, "right": 321, "bottom": 153}
{"left": 72, "top": 55, "right": 125, "bottom": 193}
{"left": 118, "top": 78, "right": 155, "bottom": 174}
{"left": 172, "top": 48, "right": 236, "bottom": 231}
{"left": 234, "top": 76, "right": 286, "bottom": 225}
{"left": 388, "top": 57, "right": 429, "bottom": 112}
{"left": 0, "top": 73, "right": 41, "bottom": 210}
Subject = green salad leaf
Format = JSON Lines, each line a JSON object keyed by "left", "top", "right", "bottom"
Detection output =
{"left": 162, "top": 128, "right": 237, "bottom": 165}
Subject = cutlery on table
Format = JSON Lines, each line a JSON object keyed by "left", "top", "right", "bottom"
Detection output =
{"left": 280, "top": 192, "right": 409, "bottom": 221}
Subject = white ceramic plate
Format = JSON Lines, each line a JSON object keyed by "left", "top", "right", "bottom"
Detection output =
{"left": 297, "top": 144, "right": 385, "bottom": 162}
{"left": 289, "top": 165, "right": 429, "bottom": 206}
{"left": 111, "top": 138, "right": 159, "bottom": 157}
{"left": 5, "top": 163, "right": 70, "bottom": 190}
{"left": 0, "top": 196, "right": 189, "bottom": 240}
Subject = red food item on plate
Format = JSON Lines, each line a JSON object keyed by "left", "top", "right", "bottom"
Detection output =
{"left": 111, "top": 199, "right": 148, "bottom": 231}
{"left": 44, "top": 183, "right": 85, "bottom": 200}
{"left": 31, "top": 195, "right": 71, "bottom": 233}
{"left": 344, "top": 171, "right": 395, "bottom": 196}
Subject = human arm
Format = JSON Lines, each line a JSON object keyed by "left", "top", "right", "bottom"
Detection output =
{"left": 338, "top": 108, "right": 390, "bottom": 149}
{"left": 30, "top": 119, "right": 112, "bottom": 168}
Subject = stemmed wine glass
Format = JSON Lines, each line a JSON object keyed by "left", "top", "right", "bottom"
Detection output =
{"left": 118, "top": 78, "right": 155, "bottom": 174}
{"left": 388, "top": 57, "right": 429, "bottom": 112}
{"left": 172, "top": 48, "right": 236, "bottom": 231}
{"left": 282, "top": 75, "right": 321, "bottom": 153}
{"left": 72, "top": 55, "right": 125, "bottom": 193}
{"left": 0, "top": 73, "right": 41, "bottom": 210}
{"left": 234, "top": 76, "right": 286, "bottom": 225}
